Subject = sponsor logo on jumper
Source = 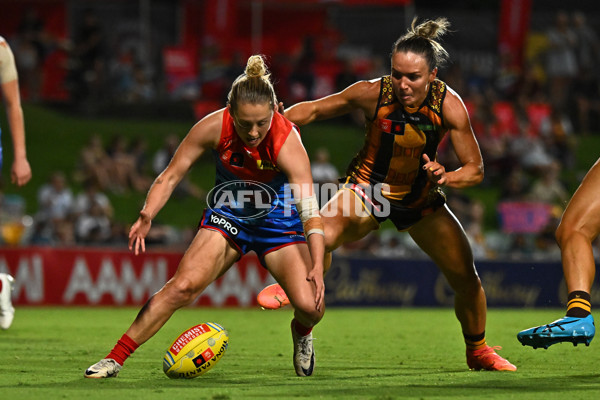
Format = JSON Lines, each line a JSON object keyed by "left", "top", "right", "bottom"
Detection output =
{"left": 230, "top": 152, "right": 244, "bottom": 167}
{"left": 256, "top": 160, "right": 277, "bottom": 170}
{"left": 378, "top": 118, "right": 405, "bottom": 135}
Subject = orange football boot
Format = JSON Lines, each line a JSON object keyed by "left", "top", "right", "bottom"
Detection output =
{"left": 466, "top": 345, "right": 517, "bottom": 371}
{"left": 257, "top": 283, "right": 290, "bottom": 309}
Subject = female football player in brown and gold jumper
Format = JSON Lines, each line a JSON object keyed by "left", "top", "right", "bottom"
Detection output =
{"left": 258, "top": 17, "right": 516, "bottom": 371}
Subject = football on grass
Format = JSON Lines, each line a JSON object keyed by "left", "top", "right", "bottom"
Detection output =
{"left": 163, "top": 322, "right": 229, "bottom": 378}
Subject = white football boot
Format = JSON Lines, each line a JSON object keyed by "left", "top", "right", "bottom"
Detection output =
{"left": 84, "top": 358, "right": 122, "bottom": 378}
{"left": 0, "top": 273, "right": 15, "bottom": 330}
{"left": 291, "top": 320, "right": 315, "bottom": 376}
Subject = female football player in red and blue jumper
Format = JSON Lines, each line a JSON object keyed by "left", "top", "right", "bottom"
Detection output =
{"left": 85, "top": 55, "right": 324, "bottom": 379}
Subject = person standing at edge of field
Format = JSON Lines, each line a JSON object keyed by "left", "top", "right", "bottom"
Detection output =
{"left": 518, "top": 158, "right": 600, "bottom": 349}
{"left": 0, "top": 35, "right": 33, "bottom": 331}
{"left": 257, "top": 17, "right": 517, "bottom": 371}
{"left": 84, "top": 55, "right": 325, "bottom": 379}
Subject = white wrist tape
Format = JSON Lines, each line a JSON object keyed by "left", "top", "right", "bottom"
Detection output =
{"left": 305, "top": 228, "right": 325, "bottom": 237}
{"left": 296, "top": 195, "right": 323, "bottom": 238}
{"left": 295, "top": 195, "right": 320, "bottom": 223}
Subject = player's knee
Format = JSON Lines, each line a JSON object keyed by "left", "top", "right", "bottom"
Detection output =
{"left": 451, "top": 273, "right": 482, "bottom": 297}
{"left": 555, "top": 221, "right": 594, "bottom": 248}
{"left": 555, "top": 221, "right": 577, "bottom": 247}
{"left": 293, "top": 298, "right": 324, "bottom": 324}
{"left": 165, "top": 277, "right": 204, "bottom": 307}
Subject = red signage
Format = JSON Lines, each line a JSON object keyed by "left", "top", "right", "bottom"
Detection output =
{"left": 498, "top": 0, "right": 532, "bottom": 70}
{"left": 0, "top": 247, "right": 274, "bottom": 307}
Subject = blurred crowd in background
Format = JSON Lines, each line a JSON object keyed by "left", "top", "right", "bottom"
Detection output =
{"left": 1, "top": 1, "right": 600, "bottom": 261}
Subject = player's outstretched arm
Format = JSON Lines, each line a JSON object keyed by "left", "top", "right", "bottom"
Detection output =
{"left": 284, "top": 80, "right": 378, "bottom": 126}
{"left": 129, "top": 109, "right": 222, "bottom": 254}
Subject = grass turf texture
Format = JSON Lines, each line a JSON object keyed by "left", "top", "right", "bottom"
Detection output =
{"left": 1, "top": 307, "right": 599, "bottom": 399}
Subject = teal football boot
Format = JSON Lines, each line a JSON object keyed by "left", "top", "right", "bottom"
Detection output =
{"left": 517, "top": 314, "right": 595, "bottom": 349}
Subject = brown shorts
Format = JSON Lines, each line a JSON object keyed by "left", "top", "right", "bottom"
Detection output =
{"left": 340, "top": 177, "right": 446, "bottom": 231}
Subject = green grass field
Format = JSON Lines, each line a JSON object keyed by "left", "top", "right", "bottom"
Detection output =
{"left": 1, "top": 307, "right": 599, "bottom": 399}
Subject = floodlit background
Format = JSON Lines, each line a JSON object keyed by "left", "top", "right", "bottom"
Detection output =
{"left": 1, "top": 0, "right": 600, "bottom": 308}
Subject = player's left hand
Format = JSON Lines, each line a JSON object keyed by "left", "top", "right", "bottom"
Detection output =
{"left": 422, "top": 154, "right": 447, "bottom": 186}
{"left": 307, "top": 266, "right": 325, "bottom": 312}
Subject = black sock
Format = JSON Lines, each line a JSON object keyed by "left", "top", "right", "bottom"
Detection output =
{"left": 464, "top": 331, "right": 486, "bottom": 350}
{"left": 566, "top": 291, "right": 591, "bottom": 318}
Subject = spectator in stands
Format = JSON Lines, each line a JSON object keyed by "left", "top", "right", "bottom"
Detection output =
{"left": 72, "top": 179, "right": 113, "bottom": 220}
{"left": 259, "top": 17, "right": 516, "bottom": 371}
{"left": 539, "top": 105, "right": 576, "bottom": 169}
{"left": 544, "top": 10, "right": 578, "bottom": 111}
{"left": 69, "top": 8, "right": 106, "bottom": 105}
{"left": 334, "top": 60, "right": 364, "bottom": 125}
{"left": 518, "top": 61, "right": 546, "bottom": 104}
{"left": 33, "top": 171, "right": 74, "bottom": 245}
{"left": 128, "top": 64, "right": 155, "bottom": 102}
{"left": 509, "top": 123, "right": 555, "bottom": 173}
{"left": 0, "top": 36, "right": 32, "bottom": 188}
{"left": 13, "top": 8, "right": 50, "bottom": 101}
{"left": 446, "top": 189, "right": 491, "bottom": 260}
{"left": 518, "top": 157, "right": 600, "bottom": 349}
{"left": 526, "top": 160, "right": 569, "bottom": 211}
{"left": 378, "top": 234, "right": 407, "bottom": 259}
{"left": 109, "top": 46, "right": 136, "bottom": 101}
{"left": 75, "top": 134, "right": 112, "bottom": 191}
{"left": 128, "top": 136, "right": 153, "bottom": 190}
{"left": 462, "top": 92, "right": 508, "bottom": 186}
{"left": 310, "top": 147, "right": 339, "bottom": 207}
{"left": 571, "top": 10, "right": 600, "bottom": 134}
{"left": 500, "top": 165, "right": 529, "bottom": 202}
{"left": 106, "top": 134, "right": 148, "bottom": 193}
{"left": 525, "top": 161, "right": 570, "bottom": 259}
{"left": 494, "top": 50, "right": 521, "bottom": 101}
{"left": 152, "top": 133, "right": 204, "bottom": 199}
{"left": 288, "top": 36, "right": 316, "bottom": 102}
{"left": 572, "top": 11, "right": 600, "bottom": 79}
{"left": 74, "top": 199, "right": 112, "bottom": 244}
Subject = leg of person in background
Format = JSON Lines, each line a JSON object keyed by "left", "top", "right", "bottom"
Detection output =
{"left": 0, "top": 273, "right": 15, "bottom": 330}
{"left": 518, "top": 158, "right": 600, "bottom": 349}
